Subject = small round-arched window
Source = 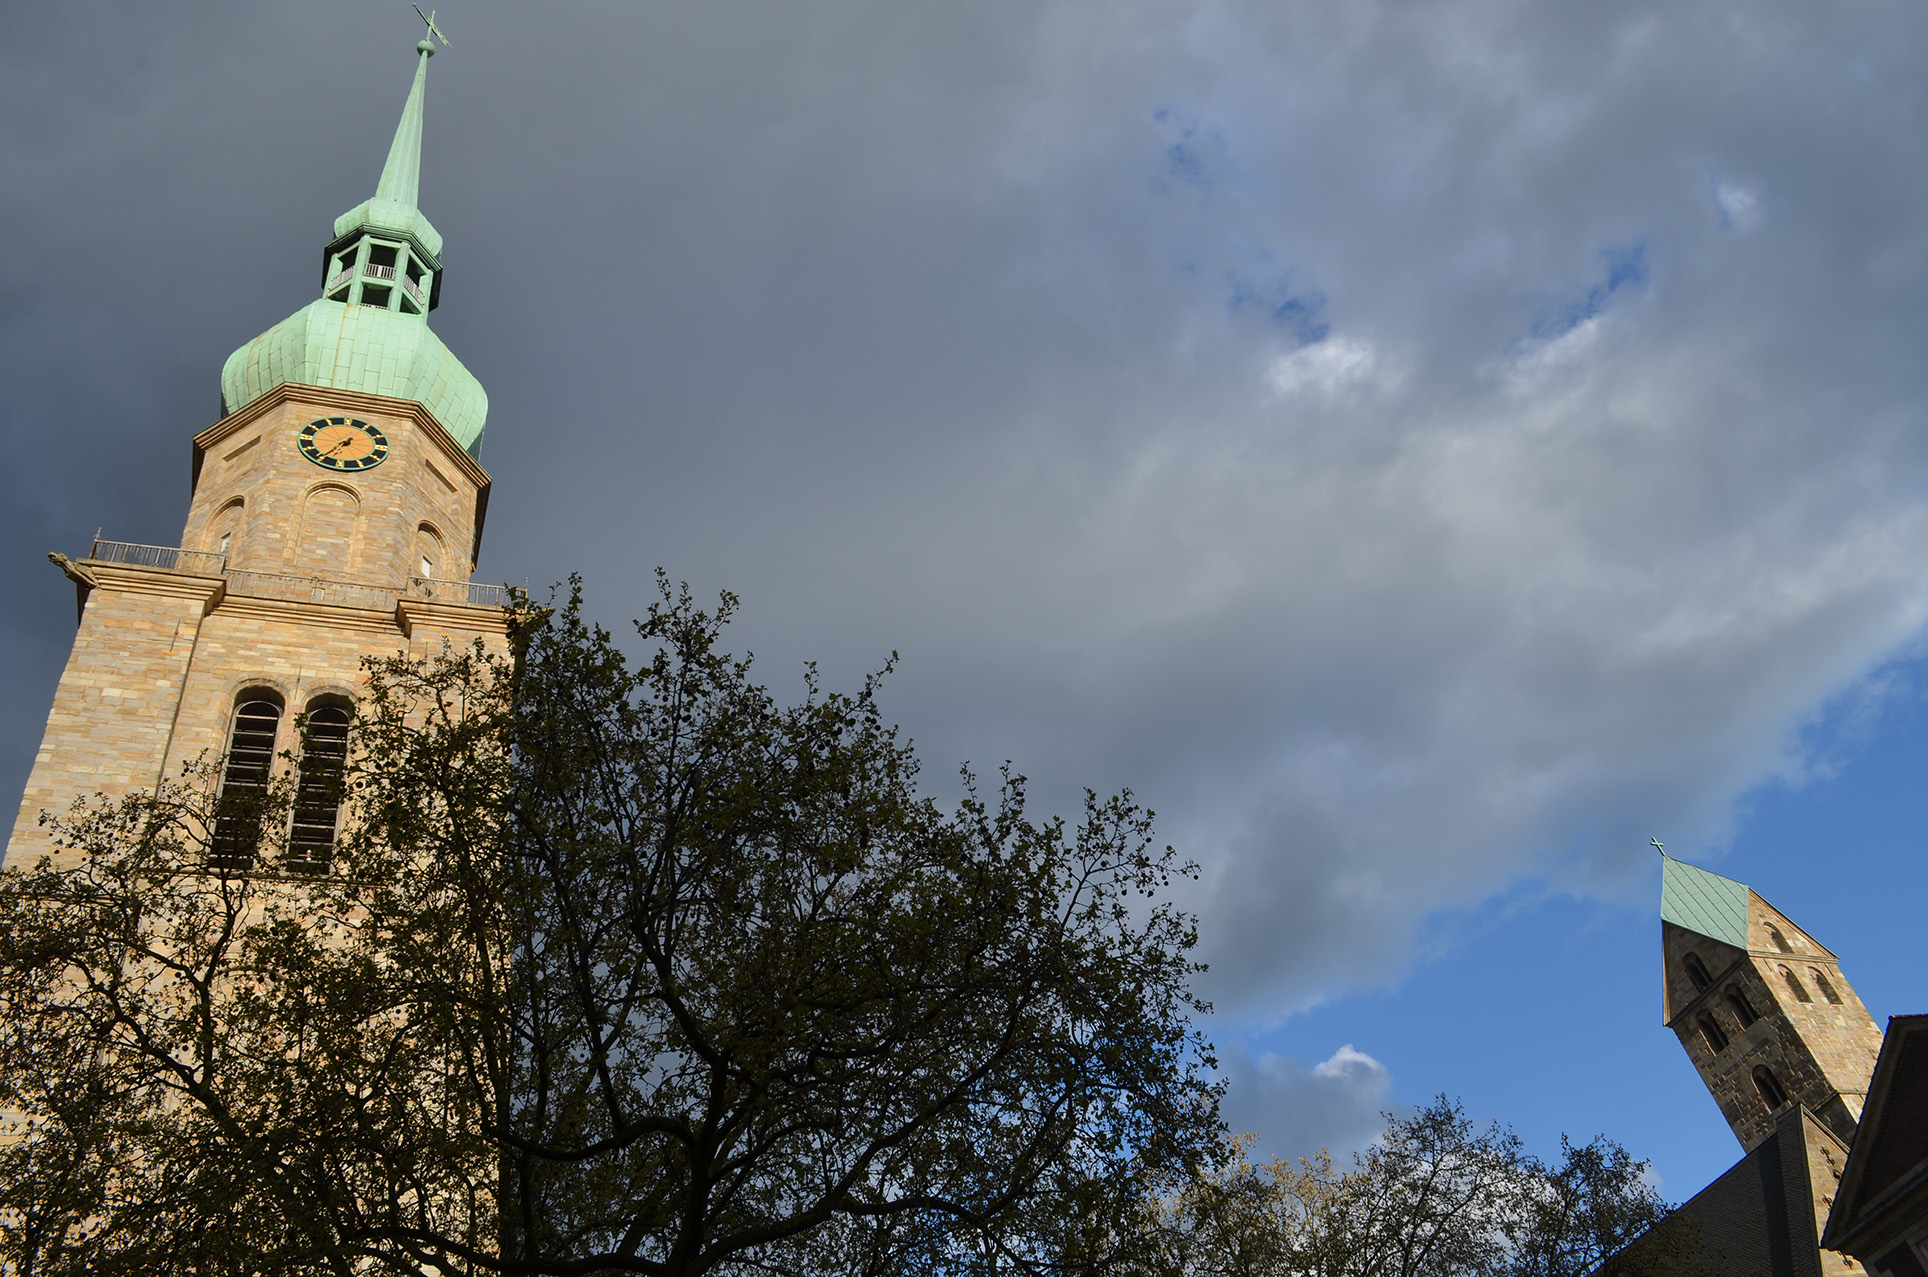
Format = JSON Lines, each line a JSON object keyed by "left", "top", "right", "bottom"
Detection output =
{"left": 1753, "top": 1066, "right": 1789, "bottom": 1111}
{"left": 1780, "top": 966, "right": 1812, "bottom": 1003}
{"left": 1727, "top": 986, "right": 1760, "bottom": 1027}
{"left": 1810, "top": 969, "right": 1842, "bottom": 1005}
{"left": 1766, "top": 925, "right": 1792, "bottom": 953}
{"left": 1696, "top": 1012, "right": 1729, "bottom": 1054}
{"left": 1683, "top": 953, "right": 1712, "bottom": 991}
{"left": 212, "top": 496, "right": 245, "bottom": 562}
{"left": 416, "top": 522, "right": 445, "bottom": 582}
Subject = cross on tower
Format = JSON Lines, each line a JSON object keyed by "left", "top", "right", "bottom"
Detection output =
{"left": 413, "top": 4, "right": 452, "bottom": 47}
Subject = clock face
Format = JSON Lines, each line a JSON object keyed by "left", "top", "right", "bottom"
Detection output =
{"left": 297, "top": 417, "right": 390, "bottom": 471}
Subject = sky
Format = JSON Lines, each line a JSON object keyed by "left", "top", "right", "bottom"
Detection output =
{"left": 4, "top": 0, "right": 1928, "bottom": 1200}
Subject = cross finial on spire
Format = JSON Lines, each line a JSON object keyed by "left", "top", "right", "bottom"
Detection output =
{"left": 1651, "top": 837, "right": 1666, "bottom": 857}
{"left": 413, "top": 5, "right": 452, "bottom": 49}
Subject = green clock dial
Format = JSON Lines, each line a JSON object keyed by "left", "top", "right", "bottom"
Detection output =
{"left": 297, "top": 417, "right": 390, "bottom": 471}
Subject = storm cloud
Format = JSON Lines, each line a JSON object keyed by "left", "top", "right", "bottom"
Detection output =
{"left": 6, "top": 1, "right": 1928, "bottom": 1110}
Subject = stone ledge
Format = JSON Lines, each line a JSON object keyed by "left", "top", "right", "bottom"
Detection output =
{"left": 68, "top": 558, "right": 227, "bottom": 609}
{"left": 214, "top": 593, "right": 403, "bottom": 635}
{"left": 396, "top": 596, "right": 513, "bottom": 637}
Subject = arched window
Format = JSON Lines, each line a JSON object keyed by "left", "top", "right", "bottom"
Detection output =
{"left": 1753, "top": 1066, "right": 1789, "bottom": 1111}
{"left": 1696, "top": 1013, "right": 1729, "bottom": 1053}
{"left": 211, "top": 497, "right": 244, "bottom": 564}
{"left": 209, "top": 693, "right": 282, "bottom": 871}
{"left": 1811, "top": 969, "right": 1842, "bottom": 1005}
{"left": 416, "top": 522, "right": 445, "bottom": 582}
{"left": 1780, "top": 966, "right": 1812, "bottom": 1003}
{"left": 1766, "top": 925, "right": 1792, "bottom": 953}
{"left": 1727, "top": 986, "right": 1760, "bottom": 1027}
{"left": 286, "top": 702, "right": 352, "bottom": 871}
{"left": 1682, "top": 953, "right": 1712, "bottom": 991}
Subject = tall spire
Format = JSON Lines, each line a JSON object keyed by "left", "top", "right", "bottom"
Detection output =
{"left": 374, "top": 41, "right": 434, "bottom": 211}
{"left": 330, "top": 36, "right": 447, "bottom": 263}
{"left": 222, "top": 26, "right": 487, "bottom": 456}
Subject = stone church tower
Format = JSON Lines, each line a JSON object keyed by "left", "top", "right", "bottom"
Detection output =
{"left": 5, "top": 36, "right": 512, "bottom": 873}
{"left": 1661, "top": 854, "right": 1884, "bottom": 1152}
{"left": 1648, "top": 855, "right": 1887, "bottom": 1277}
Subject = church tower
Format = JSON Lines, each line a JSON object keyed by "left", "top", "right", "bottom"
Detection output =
{"left": 6, "top": 33, "right": 513, "bottom": 873}
{"left": 1661, "top": 855, "right": 1884, "bottom": 1151}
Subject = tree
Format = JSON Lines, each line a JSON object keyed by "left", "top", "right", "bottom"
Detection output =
{"left": 1510, "top": 1135, "right": 1703, "bottom": 1277}
{"left": 0, "top": 579, "right": 1222, "bottom": 1276}
{"left": 1126, "top": 1099, "right": 1697, "bottom": 1277}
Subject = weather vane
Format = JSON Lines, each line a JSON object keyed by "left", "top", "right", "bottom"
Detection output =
{"left": 1651, "top": 837, "right": 1665, "bottom": 857}
{"left": 413, "top": 4, "right": 452, "bottom": 47}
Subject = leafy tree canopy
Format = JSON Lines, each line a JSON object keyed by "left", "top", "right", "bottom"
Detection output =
{"left": 0, "top": 579, "right": 1222, "bottom": 1276}
{"left": 1127, "top": 1098, "right": 1710, "bottom": 1277}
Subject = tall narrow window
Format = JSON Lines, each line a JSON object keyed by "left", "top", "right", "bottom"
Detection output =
{"left": 1781, "top": 966, "right": 1813, "bottom": 1003}
{"left": 1767, "top": 925, "right": 1792, "bottom": 953}
{"left": 1696, "top": 1013, "right": 1729, "bottom": 1053}
{"left": 210, "top": 497, "right": 244, "bottom": 565}
{"left": 1753, "top": 1066, "right": 1788, "bottom": 1111}
{"left": 1683, "top": 953, "right": 1712, "bottom": 991}
{"left": 1727, "top": 986, "right": 1760, "bottom": 1027}
{"left": 209, "top": 695, "right": 282, "bottom": 871}
{"left": 287, "top": 703, "right": 352, "bottom": 871}
{"left": 1811, "top": 969, "right": 1842, "bottom": 1005}
{"left": 416, "top": 522, "right": 445, "bottom": 584}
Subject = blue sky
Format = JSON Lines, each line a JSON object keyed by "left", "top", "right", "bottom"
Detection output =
{"left": 1233, "top": 662, "right": 1928, "bottom": 1191}
{"left": 6, "top": 0, "right": 1928, "bottom": 1207}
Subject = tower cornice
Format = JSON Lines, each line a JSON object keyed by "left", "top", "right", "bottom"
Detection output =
{"left": 193, "top": 380, "right": 491, "bottom": 496}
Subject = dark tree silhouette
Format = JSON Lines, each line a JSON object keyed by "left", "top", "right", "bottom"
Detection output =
{"left": 0, "top": 579, "right": 1221, "bottom": 1276}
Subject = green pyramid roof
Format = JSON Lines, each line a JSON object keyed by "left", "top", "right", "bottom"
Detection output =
{"left": 1660, "top": 855, "right": 1750, "bottom": 948}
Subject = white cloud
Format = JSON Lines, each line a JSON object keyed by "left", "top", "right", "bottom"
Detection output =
{"left": 1267, "top": 337, "right": 1385, "bottom": 398}
{"left": 1221, "top": 1044, "right": 1393, "bottom": 1159}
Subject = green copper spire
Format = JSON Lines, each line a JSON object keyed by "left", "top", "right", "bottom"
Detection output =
{"left": 333, "top": 39, "right": 445, "bottom": 261}
{"left": 375, "top": 43, "right": 431, "bottom": 207}
{"left": 221, "top": 32, "right": 486, "bottom": 456}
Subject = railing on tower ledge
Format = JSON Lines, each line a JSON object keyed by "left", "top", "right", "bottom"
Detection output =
{"left": 85, "top": 539, "right": 523, "bottom": 611}
{"left": 406, "top": 576, "right": 522, "bottom": 609}
{"left": 89, "top": 538, "right": 228, "bottom": 575}
{"left": 226, "top": 570, "right": 399, "bottom": 611}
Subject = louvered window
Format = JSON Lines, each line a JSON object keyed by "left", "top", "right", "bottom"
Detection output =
{"left": 209, "top": 696, "right": 282, "bottom": 872}
{"left": 287, "top": 704, "right": 352, "bottom": 872}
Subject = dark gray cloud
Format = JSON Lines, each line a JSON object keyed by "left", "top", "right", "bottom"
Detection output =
{"left": 6, "top": 3, "right": 1928, "bottom": 1033}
